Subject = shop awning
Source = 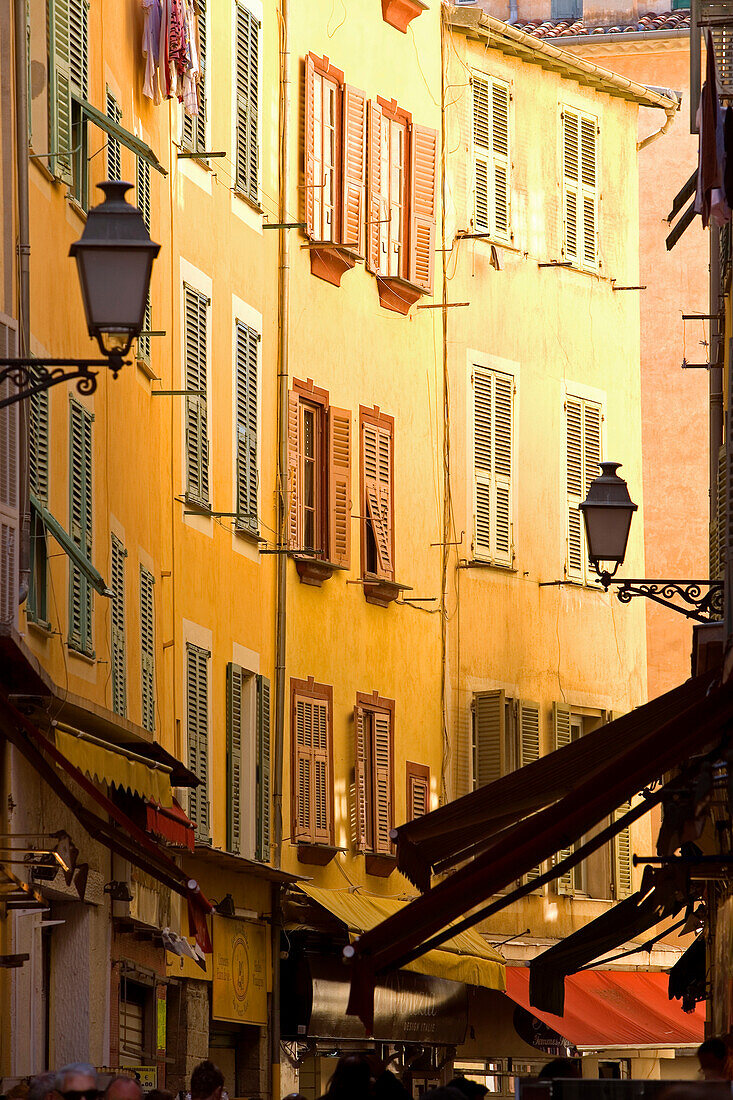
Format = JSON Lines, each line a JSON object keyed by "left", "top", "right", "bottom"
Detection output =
{"left": 31, "top": 491, "right": 112, "bottom": 598}
{"left": 146, "top": 798, "right": 195, "bottom": 850}
{"left": 298, "top": 883, "right": 506, "bottom": 992}
{"left": 506, "top": 967, "right": 705, "bottom": 1049}
{"left": 54, "top": 725, "right": 173, "bottom": 807}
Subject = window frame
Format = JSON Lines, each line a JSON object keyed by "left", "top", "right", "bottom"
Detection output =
{"left": 306, "top": 54, "right": 345, "bottom": 244}
{"left": 289, "top": 379, "right": 329, "bottom": 555}
{"left": 290, "top": 677, "right": 335, "bottom": 848}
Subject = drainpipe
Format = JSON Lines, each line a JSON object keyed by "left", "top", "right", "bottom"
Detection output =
{"left": 709, "top": 226, "right": 723, "bottom": 528}
{"left": 14, "top": 0, "right": 30, "bottom": 603}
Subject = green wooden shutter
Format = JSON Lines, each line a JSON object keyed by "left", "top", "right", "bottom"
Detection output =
{"left": 235, "top": 321, "right": 259, "bottom": 533}
{"left": 183, "top": 0, "right": 206, "bottom": 153}
{"left": 184, "top": 284, "right": 209, "bottom": 505}
{"left": 106, "top": 89, "right": 122, "bottom": 181}
{"left": 110, "top": 534, "right": 127, "bottom": 717}
{"left": 186, "top": 643, "right": 210, "bottom": 840}
{"left": 552, "top": 703, "right": 574, "bottom": 895}
{"left": 140, "top": 566, "right": 155, "bottom": 732}
{"left": 136, "top": 157, "right": 152, "bottom": 363}
{"left": 29, "top": 386, "right": 49, "bottom": 503}
{"left": 473, "top": 690, "right": 505, "bottom": 788}
{"left": 48, "top": 0, "right": 73, "bottom": 182}
{"left": 614, "top": 801, "right": 633, "bottom": 898}
{"left": 491, "top": 80, "right": 510, "bottom": 240}
{"left": 0, "top": 318, "right": 19, "bottom": 626}
{"left": 235, "top": 3, "right": 259, "bottom": 203}
{"left": 227, "top": 662, "right": 244, "bottom": 854}
{"left": 473, "top": 75, "right": 490, "bottom": 233}
{"left": 519, "top": 701, "right": 542, "bottom": 883}
{"left": 68, "top": 400, "right": 93, "bottom": 655}
{"left": 256, "top": 674, "right": 271, "bottom": 861}
{"left": 68, "top": 0, "right": 87, "bottom": 96}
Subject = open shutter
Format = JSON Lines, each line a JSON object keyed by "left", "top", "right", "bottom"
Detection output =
{"left": 354, "top": 705, "right": 368, "bottom": 850}
{"left": 519, "top": 701, "right": 542, "bottom": 883}
{"left": 566, "top": 396, "right": 583, "bottom": 582}
{"left": 473, "top": 76, "right": 490, "bottom": 233}
{"left": 473, "top": 690, "right": 505, "bottom": 787}
{"left": 287, "top": 390, "right": 300, "bottom": 549}
{"left": 48, "top": 0, "right": 72, "bottom": 182}
{"left": 235, "top": 321, "right": 259, "bottom": 533}
{"left": 363, "top": 420, "right": 394, "bottom": 578}
{"left": 106, "top": 90, "right": 122, "bottom": 181}
{"left": 140, "top": 566, "right": 155, "bottom": 733}
{"left": 69, "top": 401, "right": 93, "bottom": 655}
{"left": 580, "top": 116, "right": 597, "bottom": 268}
{"left": 342, "top": 86, "right": 366, "bottom": 253}
{"left": 110, "top": 534, "right": 127, "bottom": 717}
{"left": 366, "top": 100, "right": 384, "bottom": 273}
{"left": 491, "top": 80, "right": 510, "bottom": 239}
{"left": 227, "top": 662, "right": 244, "bottom": 854}
{"left": 187, "top": 644, "right": 210, "bottom": 840}
{"left": 473, "top": 367, "right": 492, "bottom": 561}
{"left": 372, "top": 710, "right": 393, "bottom": 854}
{"left": 256, "top": 674, "right": 271, "bottom": 861}
{"left": 552, "top": 704, "right": 574, "bottom": 895}
{"left": 235, "top": 3, "right": 259, "bottom": 202}
{"left": 29, "top": 386, "right": 50, "bottom": 504}
{"left": 614, "top": 801, "right": 633, "bottom": 898}
{"left": 328, "top": 407, "right": 351, "bottom": 568}
{"left": 562, "top": 110, "right": 580, "bottom": 262}
{"left": 312, "top": 698, "right": 330, "bottom": 844}
{"left": 409, "top": 123, "right": 437, "bottom": 292}
{"left": 0, "top": 318, "right": 19, "bottom": 625}
{"left": 304, "top": 54, "right": 316, "bottom": 238}
{"left": 184, "top": 286, "right": 209, "bottom": 505}
{"left": 493, "top": 370, "right": 513, "bottom": 566}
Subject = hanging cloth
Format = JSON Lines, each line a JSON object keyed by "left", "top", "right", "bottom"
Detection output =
{"left": 695, "top": 31, "right": 730, "bottom": 227}
{"left": 141, "top": 0, "right": 162, "bottom": 104}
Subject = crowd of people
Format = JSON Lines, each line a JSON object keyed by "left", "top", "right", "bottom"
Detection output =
{"left": 5, "top": 1059, "right": 224, "bottom": 1100}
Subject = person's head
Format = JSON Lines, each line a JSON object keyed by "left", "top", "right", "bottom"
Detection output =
{"left": 326, "top": 1055, "right": 372, "bottom": 1099}
{"left": 190, "top": 1062, "right": 224, "bottom": 1100}
{"left": 55, "top": 1066, "right": 98, "bottom": 1100}
{"left": 104, "top": 1080, "right": 143, "bottom": 1100}
{"left": 29, "top": 1073, "right": 58, "bottom": 1100}
{"left": 537, "top": 1059, "right": 582, "bottom": 1081}
{"left": 698, "top": 1038, "right": 729, "bottom": 1080}
{"left": 448, "top": 1079, "right": 488, "bottom": 1100}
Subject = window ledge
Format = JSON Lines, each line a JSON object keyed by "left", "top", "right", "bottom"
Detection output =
{"left": 26, "top": 616, "right": 54, "bottom": 636}
{"left": 183, "top": 495, "right": 213, "bottom": 515}
{"left": 65, "top": 194, "right": 88, "bottom": 222}
{"left": 296, "top": 842, "right": 344, "bottom": 866}
{"left": 136, "top": 356, "right": 156, "bottom": 380}
{"left": 459, "top": 559, "right": 517, "bottom": 573}
{"left": 363, "top": 575, "right": 412, "bottom": 608}
{"left": 381, "top": 0, "right": 428, "bottom": 33}
{"left": 67, "top": 642, "right": 96, "bottom": 663}
{"left": 235, "top": 523, "right": 264, "bottom": 545}
{"left": 233, "top": 188, "right": 264, "bottom": 215}
{"left": 309, "top": 243, "right": 358, "bottom": 287}
{"left": 294, "top": 555, "right": 347, "bottom": 587}
{"left": 365, "top": 852, "right": 397, "bottom": 877}
{"left": 375, "top": 275, "right": 425, "bottom": 316}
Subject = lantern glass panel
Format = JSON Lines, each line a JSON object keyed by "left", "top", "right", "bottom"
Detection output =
{"left": 75, "top": 248, "right": 152, "bottom": 335}
{"left": 584, "top": 505, "right": 634, "bottom": 565}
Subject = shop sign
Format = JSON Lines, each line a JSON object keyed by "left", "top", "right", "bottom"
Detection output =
{"left": 97, "top": 1068, "right": 157, "bottom": 1093}
{"left": 212, "top": 915, "right": 268, "bottom": 1025}
{"left": 165, "top": 940, "right": 213, "bottom": 981}
{"left": 513, "top": 1006, "right": 573, "bottom": 1056}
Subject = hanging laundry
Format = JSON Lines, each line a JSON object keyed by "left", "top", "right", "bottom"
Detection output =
{"left": 695, "top": 31, "right": 730, "bottom": 228}
{"left": 141, "top": 0, "right": 200, "bottom": 117}
{"left": 141, "top": 0, "right": 162, "bottom": 104}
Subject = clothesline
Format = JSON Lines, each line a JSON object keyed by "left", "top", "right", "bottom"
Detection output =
{"left": 142, "top": 0, "right": 202, "bottom": 118}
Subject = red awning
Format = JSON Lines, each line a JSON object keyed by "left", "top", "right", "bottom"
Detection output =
{"left": 146, "top": 798, "right": 195, "bottom": 852}
{"left": 506, "top": 967, "right": 705, "bottom": 1048}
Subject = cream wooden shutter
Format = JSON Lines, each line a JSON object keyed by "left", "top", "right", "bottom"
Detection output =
{"left": 110, "top": 534, "right": 127, "bottom": 718}
{"left": 328, "top": 407, "right": 351, "bottom": 568}
{"left": 312, "top": 698, "right": 330, "bottom": 844}
{"left": 491, "top": 80, "right": 510, "bottom": 240}
{"left": 493, "top": 370, "right": 513, "bottom": 566}
{"left": 582, "top": 400, "right": 602, "bottom": 583}
{"left": 140, "top": 566, "right": 155, "bottom": 733}
{"left": 373, "top": 710, "right": 393, "bottom": 854}
{"left": 342, "top": 86, "right": 366, "bottom": 253}
{"left": 552, "top": 703, "right": 574, "bottom": 895}
{"left": 562, "top": 110, "right": 580, "bottom": 263}
{"left": 227, "top": 662, "right": 244, "bottom": 854}
{"left": 519, "top": 701, "right": 542, "bottom": 883}
{"left": 473, "top": 367, "right": 492, "bottom": 561}
{"left": 366, "top": 100, "right": 385, "bottom": 274}
{"left": 473, "top": 75, "right": 490, "bottom": 233}
{"left": 293, "top": 695, "right": 312, "bottom": 842}
{"left": 580, "top": 116, "right": 597, "bottom": 268}
{"left": 409, "top": 123, "right": 438, "bottom": 292}
{"left": 473, "top": 367, "right": 513, "bottom": 565}
{"left": 566, "top": 396, "right": 584, "bottom": 582}
{"left": 353, "top": 705, "right": 368, "bottom": 851}
{"left": 563, "top": 108, "right": 598, "bottom": 268}
{"left": 473, "top": 690, "right": 505, "bottom": 788}
{"left": 614, "top": 801, "right": 633, "bottom": 898}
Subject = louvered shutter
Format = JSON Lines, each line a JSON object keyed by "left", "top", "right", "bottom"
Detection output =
{"left": 184, "top": 285, "right": 209, "bottom": 505}
{"left": 256, "top": 674, "right": 271, "bottom": 861}
{"left": 473, "top": 367, "right": 492, "bottom": 561}
{"left": 582, "top": 400, "right": 602, "bottom": 583}
{"left": 473, "top": 690, "right": 505, "bottom": 787}
{"left": 304, "top": 54, "right": 316, "bottom": 238}
{"left": 354, "top": 705, "right": 368, "bottom": 850}
{"left": 563, "top": 108, "right": 598, "bottom": 268}
{"left": 562, "top": 110, "right": 579, "bottom": 262}
{"left": 48, "top": 0, "right": 72, "bottom": 182}
{"left": 287, "top": 390, "right": 300, "bottom": 549}
{"left": 110, "top": 534, "right": 127, "bottom": 717}
{"left": 106, "top": 90, "right": 122, "bottom": 181}
{"left": 473, "top": 76, "right": 490, "bottom": 233}
{"left": 492, "top": 80, "right": 510, "bottom": 239}
{"left": 136, "top": 157, "right": 152, "bottom": 363}
{"left": 187, "top": 643, "right": 210, "bottom": 839}
{"left": 312, "top": 698, "right": 330, "bottom": 844}
{"left": 373, "top": 710, "right": 393, "bottom": 854}
{"left": 341, "top": 86, "right": 366, "bottom": 253}
{"left": 140, "top": 566, "right": 155, "bottom": 733}
{"left": 473, "top": 367, "right": 513, "bottom": 565}
{"left": 235, "top": 3, "right": 259, "bottom": 202}
{"left": 552, "top": 704, "right": 574, "bottom": 895}
{"left": 409, "top": 123, "right": 437, "bottom": 292}
{"left": 714, "top": 444, "right": 727, "bottom": 580}
{"left": 366, "top": 100, "right": 384, "bottom": 274}
{"left": 68, "top": 0, "right": 87, "bottom": 97}
{"left": 408, "top": 771, "right": 429, "bottom": 820}
{"left": 29, "top": 385, "right": 49, "bottom": 503}
{"left": 293, "top": 695, "right": 312, "bottom": 841}
{"left": 566, "top": 396, "right": 584, "bottom": 582}
{"left": 183, "top": 0, "right": 206, "bottom": 152}
{"left": 363, "top": 420, "right": 394, "bottom": 579}
{"left": 328, "top": 407, "right": 351, "bottom": 567}
{"left": 580, "top": 116, "right": 597, "bottom": 268}
{"left": 227, "top": 662, "right": 244, "bottom": 854}
{"left": 235, "top": 321, "right": 259, "bottom": 534}
{"left": 493, "top": 370, "right": 513, "bottom": 565}
{"left": 519, "top": 701, "right": 542, "bottom": 883}
{"left": 614, "top": 801, "right": 633, "bottom": 898}
{"left": 68, "top": 400, "right": 93, "bottom": 655}
{"left": 0, "top": 318, "right": 19, "bottom": 625}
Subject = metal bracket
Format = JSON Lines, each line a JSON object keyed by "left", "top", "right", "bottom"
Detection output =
{"left": 0, "top": 356, "right": 126, "bottom": 409}
{"left": 601, "top": 577, "right": 724, "bottom": 623}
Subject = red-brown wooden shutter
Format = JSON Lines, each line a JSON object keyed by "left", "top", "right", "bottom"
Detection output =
{"left": 372, "top": 709, "right": 393, "bottom": 854}
{"left": 293, "top": 694, "right": 312, "bottom": 841}
{"left": 408, "top": 123, "right": 438, "bottom": 292}
{"left": 363, "top": 420, "right": 394, "bottom": 579}
{"left": 287, "top": 390, "right": 300, "bottom": 549}
{"left": 328, "top": 406, "right": 351, "bottom": 568}
{"left": 354, "top": 705, "right": 368, "bottom": 851}
{"left": 304, "top": 54, "right": 316, "bottom": 239}
{"left": 312, "top": 698, "right": 330, "bottom": 844}
{"left": 366, "top": 100, "right": 384, "bottom": 274}
{"left": 342, "top": 85, "right": 366, "bottom": 254}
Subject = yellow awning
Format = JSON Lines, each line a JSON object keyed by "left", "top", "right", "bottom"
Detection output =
{"left": 297, "top": 883, "right": 506, "bottom": 992}
{"left": 55, "top": 728, "right": 173, "bottom": 807}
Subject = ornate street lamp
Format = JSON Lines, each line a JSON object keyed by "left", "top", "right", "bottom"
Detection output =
{"left": 581, "top": 462, "right": 723, "bottom": 623}
{"left": 0, "top": 181, "right": 160, "bottom": 409}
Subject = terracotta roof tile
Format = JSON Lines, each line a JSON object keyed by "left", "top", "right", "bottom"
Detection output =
{"left": 513, "top": 9, "right": 690, "bottom": 38}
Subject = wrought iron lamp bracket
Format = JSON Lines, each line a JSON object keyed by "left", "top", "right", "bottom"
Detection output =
{"left": 599, "top": 574, "right": 724, "bottom": 623}
{"left": 0, "top": 354, "right": 127, "bottom": 409}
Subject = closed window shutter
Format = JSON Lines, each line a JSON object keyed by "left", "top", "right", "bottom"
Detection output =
{"left": 235, "top": 321, "right": 259, "bottom": 534}
{"left": 304, "top": 54, "right": 316, "bottom": 238}
{"left": 715, "top": 443, "right": 727, "bottom": 580}
{"left": 583, "top": 402, "right": 602, "bottom": 497}
{"left": 293, "top": 693, "right": 331, "bottom": 844}
{"left": 48, "top": 0, "right": 73, "bottom": 182}
{"left": 293, "top": 696, "right": 311, "bottom": 841}
{"left": 341, "top": 85, "right": 366, "bottom": 253}
{"left": 409, "top": 123, "right": 438, "bottom": 292}
{"left": 328, "top": 406, "right": 351, "bottom": 568}
{"left": 563, "top": 108, "right": 598, "bottom": 268}
{"left": 354, "top": 705, "right": 368, "bottom": 851}
{"left": 492, "top": 80, "right": 510, "bottom": 239}
{"left": 613, "top": 802, "right": 633, "bottom": 898}
{"left": 183, "top": 0, "right": 206, "bottom": 152}
{"left": 184, "top": 285, "right": 209, "bottom": 505}
{"left": 140, "top": 566, "right": 155, "bottom": 733}
{"left": 227, "top": 662, "right": 244, "bottom": 854}
{"left": 29, "top": 384, "right": 50, "bottom": 503}
{"left": 473, "top": 76, "right": 490, "bottom": 233}
{"left": 110, "top": 534, "right": 127, "bottom": 717}
{"left": 519, "top": 701, "right": 542, "bottom": 883}
{"left": 68, "top": 0, "right": 87, "bottom": 97}
{"left": 68, "top": 400, "right": 93, "bottom": 655}
{"left": 372, "top": 710, "right": 393, "bottom": 854}
{"left": 287, "top": 390, "right": 300, "bottom": 549}
{"left": 565, "top": 396, "right": 584, "bottom": 582}
{"left": 106, "top": 90, "right": 122, "bottom": 180}
{"left": 256, "top": 674, "right": 271, "bottom": 861}
{"left": 473, "top": 689, "right": 505, "bottom": 787}
{"left": 562, "top": 110, "right": 580, "bottom": 262}
{"left": 0, "top": 318, "right": 19, "bottom": 626}
{"left": 473, "top": 367, "right": 513, "bottom": 565}
{"left": 136, "top": 157, "right": 152, "bottom": 363}
{"left": 187, "top": 643, "right": 210, "bottom": 839}
{"left": 366, "top": 100, "right": 384, "bottom": 274}
{"left": 235, "top": 3, "right": 259, "bottom": 202}
{"left": 552, "top": 703, "right": 574, "bottom": 895}
{"left": 363, "top": 420, "right": 394, "bottom": 579}
{"left": 473, "top": 368, "right": 492, "bottom": 561}
{"left": 580, "top": 116, "right": 597, "bottom": 267}
{"left": 493, "top": 370, "right": 513, "bottom": 565}
{"left": 408, "top": 771, "right": 429, "bottom": 820}
{"left": 312, "top": 698, "right": 330, "bottom": 844}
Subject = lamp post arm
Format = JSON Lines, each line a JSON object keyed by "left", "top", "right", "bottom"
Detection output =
{"left": 0, "top": 355, "right": 127, "bottom": 408}
{"left": 600, "top": 577, "right": 724, "bottom": 624}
